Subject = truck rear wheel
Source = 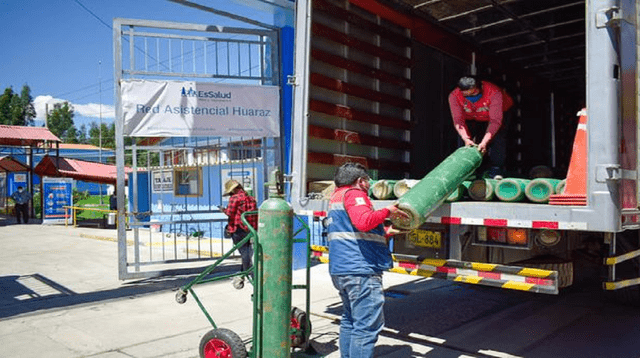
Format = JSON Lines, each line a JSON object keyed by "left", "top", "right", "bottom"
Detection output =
{"left": 512, "top": 256, "right": 574, "bottom": 288}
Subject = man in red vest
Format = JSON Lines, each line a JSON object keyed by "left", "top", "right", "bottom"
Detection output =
{"left": 448, "top": 76, "right": 513, "bottom": 176}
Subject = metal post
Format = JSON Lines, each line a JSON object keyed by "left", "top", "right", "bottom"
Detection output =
{"left": 99, "top": 60, "right": 103, "bottom": 205}
{"left": 114, "top": 18, "right": 128, "bottom": 280}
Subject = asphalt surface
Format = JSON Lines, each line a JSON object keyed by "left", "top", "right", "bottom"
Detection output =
{"left": 3, "top": 216, "right": 639, "bottom": 358}
{"left": 0, "top": 215, "right": 437, "bottom": 358}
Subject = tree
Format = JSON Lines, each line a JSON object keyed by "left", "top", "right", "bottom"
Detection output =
{"left": 0, "top": 85, "right": 36, "bottom": 126}
{"left": 88, "top": 121, "right": 116, "bottom": 149}
{"left": 9, "top": 95, "right": 23, "bottom": 125}
{"left": 47, "top": 102, "right": 76, "bottom": 141}
{"left": 64, "top": 126, "right": 79, "bottom": 143}
{"left": 78, "top": 124, "right": 88, "bottom": 144}
{"left": 19, "top": 85, "right": 36, "bottom": 126}
{"left": 0, "top": 88, "right": 14, "bottom": 124}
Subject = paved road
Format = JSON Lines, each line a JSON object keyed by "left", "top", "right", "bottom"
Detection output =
{"left": 1, "top": 218, "right": 639, "bottom": 357}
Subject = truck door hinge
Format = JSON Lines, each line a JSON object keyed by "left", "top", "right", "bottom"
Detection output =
{"left": 596, "top": 164, "right": 621, "bottom": 182}
{"left": 596, "top": 6, "right": 621, "bottom": 28}
{"left": 287, "top": 75, "right": 297, "bottom": 86}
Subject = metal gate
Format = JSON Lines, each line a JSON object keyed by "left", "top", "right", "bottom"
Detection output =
{"left": 113, "top": 18, "right": 281, "bottom": 279}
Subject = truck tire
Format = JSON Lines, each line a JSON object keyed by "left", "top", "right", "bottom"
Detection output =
{"left": 512, "top": 256, "right": 574, "bottom": 288}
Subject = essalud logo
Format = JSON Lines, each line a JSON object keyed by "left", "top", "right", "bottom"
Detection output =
{"left": 181, "top": 87, "right": 232, "bottom": 99}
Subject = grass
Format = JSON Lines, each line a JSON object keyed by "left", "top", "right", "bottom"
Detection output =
{"left": 75, "top": 195, "right": 112, "bottom": 220}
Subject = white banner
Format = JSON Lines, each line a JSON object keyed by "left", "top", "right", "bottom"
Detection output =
{"left": 121, "top": 80, "right": 280, "bottom": 137}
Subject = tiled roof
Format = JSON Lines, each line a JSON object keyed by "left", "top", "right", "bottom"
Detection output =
{"left": 34, "top": 155, "right": 129, "bottom": 184}
{"left": 0, "top": 156, "right": 29, "bottom": 172}
{"left": 0, "top": 125, "right": 60, "bottom": 146}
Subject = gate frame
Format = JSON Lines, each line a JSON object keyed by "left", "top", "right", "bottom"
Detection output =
{"left": 113, "top": 17, "right": 282, "bottom": 280}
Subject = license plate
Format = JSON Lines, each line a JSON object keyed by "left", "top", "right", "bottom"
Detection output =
{"left": 408, "top": 229, "right": 442, "bottom": 249}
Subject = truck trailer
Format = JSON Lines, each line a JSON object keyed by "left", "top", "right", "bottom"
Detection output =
{"left": 288, "top": 0, "right": 640, "bottom": 302}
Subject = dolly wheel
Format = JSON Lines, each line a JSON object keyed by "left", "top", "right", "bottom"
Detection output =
{"left": 290, "top": 307, "right": 312, "bottom": 348}
{"left": 200, "top": 328, "right": 247, "bottom": 358}
{"left": 175, "top": 290, "right": 187, "bottom": 304}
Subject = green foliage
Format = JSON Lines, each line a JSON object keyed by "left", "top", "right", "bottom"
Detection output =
{"left": 20, "top": 85, "right": 36, "bottom": 125}
{"left": 47, "top": 102, "right": 75, "bottom": 141}
{"left": 78, "top": 124, "right": 88, "bottom": 143}
{"left": 72, "top": 188, "right": 90, "bottom": 203}
{"left": 88, "top": 122, "right": 116, "bottom": 149}
{"left": 0, "top": 85, "right": 36, "bottom": 126}
{"left": 64, "top": 126, "right": 79, "bottom": 143}
{"left": 74, "top": 195, "right": 114, "bottom": 220}
{"left": 33, "top": 190, "right": 42, "bottom": 219}
{"left": 0, "top": 88, "right": 15, "bottom": 124}
{"left": 129, "top": 149, "right": 160, "bottom": 167}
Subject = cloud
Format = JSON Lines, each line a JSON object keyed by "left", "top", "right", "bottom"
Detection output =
{"left": 33, "top": 95, "right": 115, "bottom": 121}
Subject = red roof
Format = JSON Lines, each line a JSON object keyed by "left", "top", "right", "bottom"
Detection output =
{"left": 0, "top": 125, "right": 60, "bottom": 146}
{"left": 0, "top": 156, "right": 29, "bottom": 172}
{"left": 34, "top": 155, "right": 129, "bottom": 185}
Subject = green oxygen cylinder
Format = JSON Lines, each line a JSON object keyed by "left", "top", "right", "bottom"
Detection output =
{"left": 390, "top": 146, "right": 483, "bottom": 229}
{"left": 468, "top": 178, "right": 499, "bottom": 201}
{"left": 525, "top": 178, "right": 562, "bottom": 203}
{"left": 393, "top": 179, "right": 419, "bottom": 198}
{"left": 258, "top": 194, "right": 294, "bottom": 357}
{"left": 445, "top": 180, "right": 472, "bottom": 202}
{"left": 494, "top": 178, "right": 530, "bottom": 202}
{"left": 371, "top": 179, "right": 398, "bottom": 200}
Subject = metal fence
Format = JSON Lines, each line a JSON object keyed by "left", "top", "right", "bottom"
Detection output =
{"left": 113, "top": 18, "right": 281, "bottom": 279}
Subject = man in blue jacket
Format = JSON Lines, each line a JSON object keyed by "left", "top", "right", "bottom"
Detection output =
{"left": 327, "top": 162, "right": 405, "bottom": 358}
{"left": 11, "top": 186, "right": 31, "bottom": 224}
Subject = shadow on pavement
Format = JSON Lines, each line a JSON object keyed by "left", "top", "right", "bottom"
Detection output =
{"left": 0, "top": 216, "right": 42, "bottom": 227}
{"left": 0, "top": 265, "right": 240, "bottom": 320}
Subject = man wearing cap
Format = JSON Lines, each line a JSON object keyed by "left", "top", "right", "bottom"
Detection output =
{"left": 221, "top": 179, "right": 258, "bottom": 289}
{"left": 10, "top": 186, "right": 31, "bottom": 224}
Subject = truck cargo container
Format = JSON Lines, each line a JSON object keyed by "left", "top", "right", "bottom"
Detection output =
{"left": 288, "top": 0, "right": 640, "bottom": 301}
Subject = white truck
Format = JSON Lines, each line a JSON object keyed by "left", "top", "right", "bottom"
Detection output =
{"left": 288, "top": 0, "right": 640, "bottom": 302}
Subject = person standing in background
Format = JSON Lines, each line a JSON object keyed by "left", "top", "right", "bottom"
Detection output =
{"left": 221, "top": 179, "right": 258, "bottom": 289}
{"left": 11, "top": 186, "right": 31, "bottom": 224}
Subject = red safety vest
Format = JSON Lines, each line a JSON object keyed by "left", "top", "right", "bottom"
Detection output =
{"left": 451, "top": 81, "right": 513, "bottom": 121}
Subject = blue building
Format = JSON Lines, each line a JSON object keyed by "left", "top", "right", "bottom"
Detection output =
{"left": 0, "top": 142, "right": 116, "bottom": 196}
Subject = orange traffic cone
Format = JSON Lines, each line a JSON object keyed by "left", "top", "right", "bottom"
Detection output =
{"left": 549, "top": 109, "right": 587, "bottom": 206}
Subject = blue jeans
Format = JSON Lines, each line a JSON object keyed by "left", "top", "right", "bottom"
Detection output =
{"left": 331, "top": 274, "right": 385, "bottom": 358}
{"left": 231, "top": 228, "right": 253, "bottom": 274}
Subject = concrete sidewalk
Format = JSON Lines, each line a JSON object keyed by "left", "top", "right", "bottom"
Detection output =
{"left": 0, "top": 219, "right": 437, "bottom": 358}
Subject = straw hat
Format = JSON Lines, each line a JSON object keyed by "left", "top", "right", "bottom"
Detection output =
{"left": 223, "top": 179, "right": 241, "bottom": 196}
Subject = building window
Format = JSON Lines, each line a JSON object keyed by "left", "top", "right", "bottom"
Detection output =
{"left": 194, "top": 147, "right": 227, "bottom": 165}
{"left": 229, "top": 139, "right": 262, "bottom": 160}
{"left": 164, "top": 149, "right": 188, "bottom": 165}
{"left": 174, "top": 167, "right": 202, "bottom": 197}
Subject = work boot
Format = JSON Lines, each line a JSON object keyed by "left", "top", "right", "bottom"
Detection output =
{"left": 232, "top": 276, "right": 245, "bottom": 290}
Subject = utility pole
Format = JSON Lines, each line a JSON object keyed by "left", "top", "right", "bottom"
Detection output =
{"left": 99, "top": 60, "right": 104, "bottom": 204}
{"left": 99, "top": 60, "right": 103, "bottom": 162}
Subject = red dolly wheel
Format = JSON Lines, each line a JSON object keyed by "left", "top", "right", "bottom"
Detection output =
{"left": 199, "top": 328, "right": 246, "bottom": 358}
